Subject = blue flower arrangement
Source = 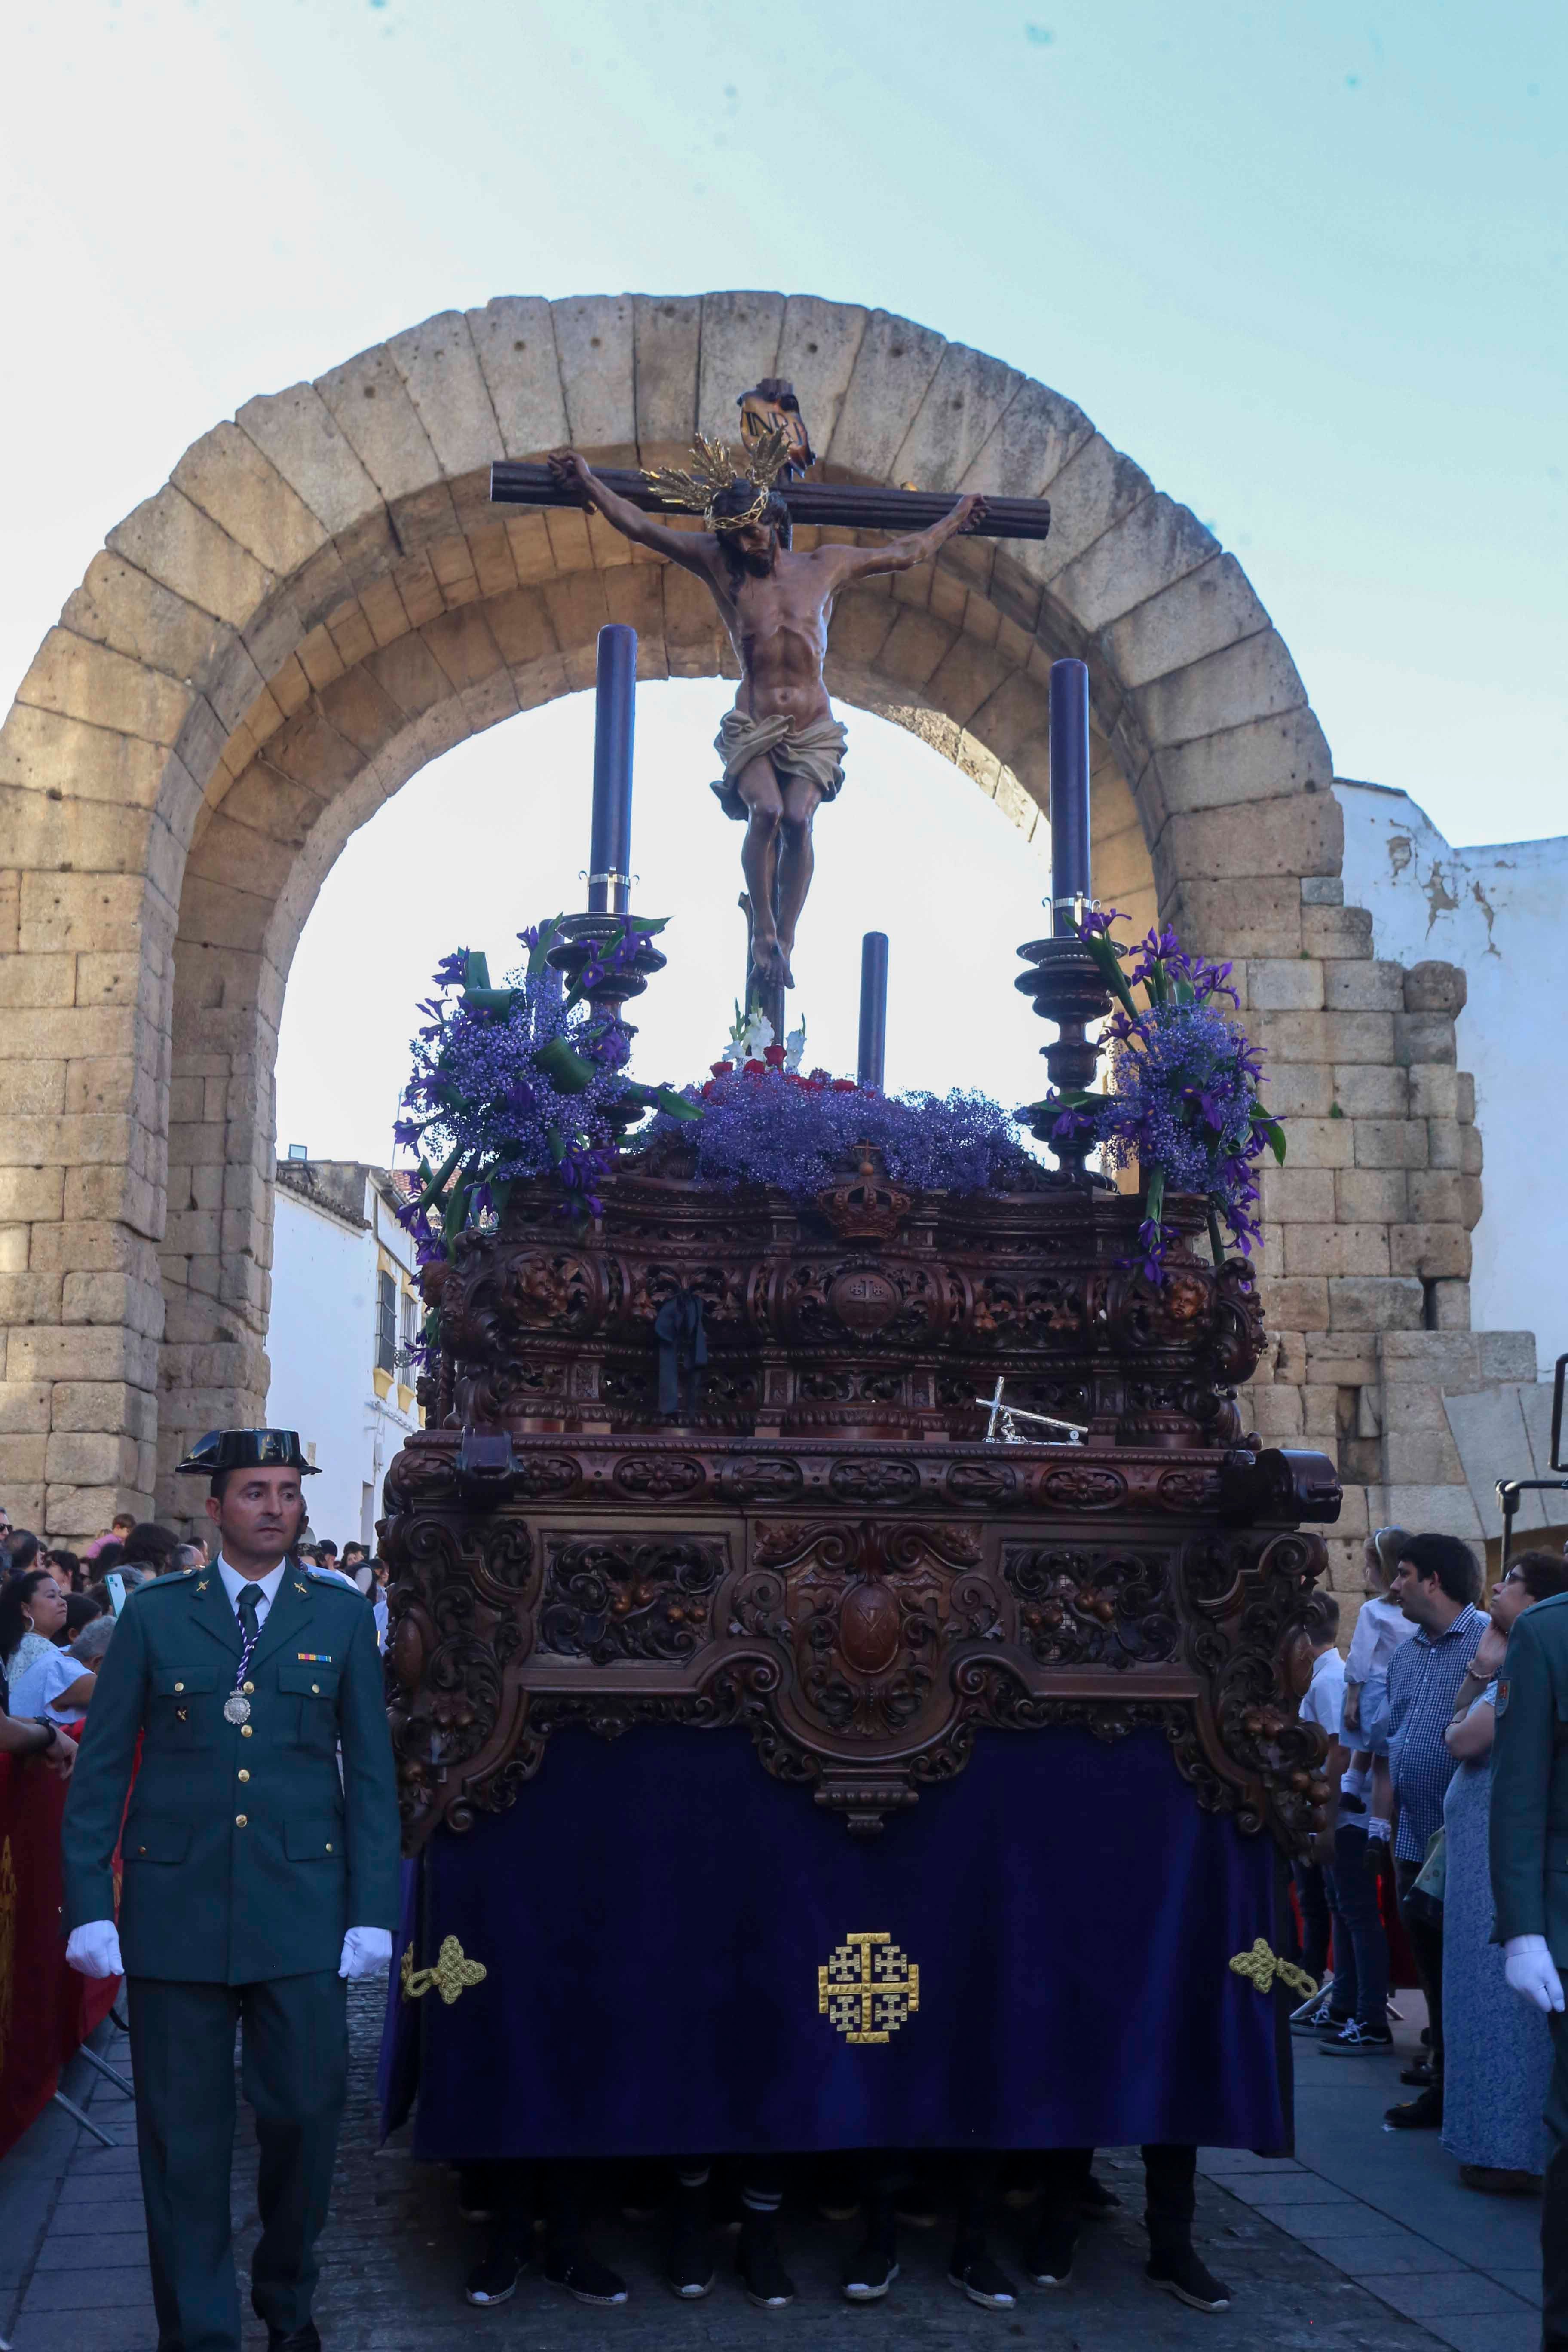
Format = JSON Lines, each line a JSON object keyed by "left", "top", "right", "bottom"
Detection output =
{"left": 393, "top": 916, "right": 698, "bottom": 1270}
{"left": 1030, "top": 910, "right": 1286, "bottom": 1278}
{"left": 645, "top": 1054, "right": 1036, "bottom": 1197}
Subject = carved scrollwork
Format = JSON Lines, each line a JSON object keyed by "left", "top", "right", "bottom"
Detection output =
{"left": 539, "top": 1534, "right": 727, "bottom": 1664}
{"left": 612, "top": 1453, "right": 705, "bottom": 1499}
{"left": 828, "top": 1456, "right": 922, "bottom": 1504}
{"left": 1003, "top": 1543, "right": 1179, "bottom": 1669}
{"left": 1037, "top": 1463, "right": 1127, "bottom": 1510}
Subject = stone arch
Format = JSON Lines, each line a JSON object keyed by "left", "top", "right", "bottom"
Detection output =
{"left": 5, "top": 288, "right": 1464, "bottom": 1553}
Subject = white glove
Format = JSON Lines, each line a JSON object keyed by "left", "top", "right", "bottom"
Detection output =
{"left": 65, "top": 1920, "right": 124, "bottom": 1979}
{"left": 1504, "top": 1934, "right": 1565, "bottom": 2014}
{"left": 338, "top": 1925, "right": 393, "bottom": 1979}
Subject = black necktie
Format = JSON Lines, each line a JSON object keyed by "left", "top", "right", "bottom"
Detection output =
{"left": 235, "top": 1583, "right": 262, "bottom": 1645}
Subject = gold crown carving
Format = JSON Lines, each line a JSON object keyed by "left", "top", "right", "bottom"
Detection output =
{"left": 641, "top": 425, "right": 796, "bottom": 533}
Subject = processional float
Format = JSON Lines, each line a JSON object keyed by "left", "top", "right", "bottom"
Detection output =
{"left": 379, "top": 394, "right": 1339, "bottom": 2161}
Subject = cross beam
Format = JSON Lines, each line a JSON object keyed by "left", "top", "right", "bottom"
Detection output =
{"left": 489, "top": 461, "right": 1051, "bottom": 542}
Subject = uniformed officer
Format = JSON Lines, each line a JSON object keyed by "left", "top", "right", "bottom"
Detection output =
{"left": 62, "top": 1429, "right": 401, "bottom": 2352}
{"left": 1488, "top": 1583, "right": 1568, "bottom": 2352}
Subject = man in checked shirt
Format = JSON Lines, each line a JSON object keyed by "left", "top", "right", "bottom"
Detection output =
{"left": 1360, "top": 1531, "right": 1487, "bottom": 2131}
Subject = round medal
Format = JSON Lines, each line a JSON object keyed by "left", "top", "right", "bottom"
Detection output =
{"left": 223, "top": 1693, "right": 251, "bottom": 1726}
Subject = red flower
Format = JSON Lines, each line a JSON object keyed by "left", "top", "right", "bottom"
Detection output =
{"left": 808, "top": 1067, "right": 832, "bottom": 1084}
{"left": 830, "top": 1078, "right": 858, "bottom": 1093}
{"left": 710, "top": 1060, "right": 734, "bottom": 1078}
{"left": 743, "top": 1059, "right": 767, "bottom": 1076}
{"left": 763, "top": 1043, "right": 787, "bottom": 1068}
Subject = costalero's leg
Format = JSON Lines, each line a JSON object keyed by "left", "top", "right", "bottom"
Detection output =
{"left": 1142, "top": 2144, "right": 1231, "bottom": 2313}
{"left": 665, "top": 2162, "right": 716, "bottom": 2301}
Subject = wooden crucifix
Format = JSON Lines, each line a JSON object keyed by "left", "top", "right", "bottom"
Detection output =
{"left": 490, "top": 380, "right": 1052, "bottom": 1035}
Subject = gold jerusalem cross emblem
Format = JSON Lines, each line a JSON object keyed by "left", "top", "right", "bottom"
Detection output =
{"left": 818, "top": 1931, "right": 919, "bottom": 2044}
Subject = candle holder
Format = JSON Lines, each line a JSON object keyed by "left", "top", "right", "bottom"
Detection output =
{"left": 549, "top": 913, "right": 668, "bottom": 1143}
{"left": 1014, "top": 932, "right": 1113, "bottom": 1187}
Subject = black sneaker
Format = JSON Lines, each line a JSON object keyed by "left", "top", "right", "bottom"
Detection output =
{"left": 464, "top": 2240, "right": 528, "bottom": 2306}
{"left": 948, "top": 2252, "right": 1018, "bottom": 2309}
{"left": 1321, "top": 2020, "right": 1395, "bottom": 2053}
{"left": 665, "top": 2220, "right": 715, "bottom": 2300}
{"left": 842, "top": 2240, "right": 900, "bottom": 2301}
{"left": 1384, "top": 2085, "right": 1443, "bottom": 2131}
{"left": 1025, "top": 2217, "right": 1077, "bottom": 2287}
{"left": 1147, "top": 2245, "right": 1231, "bottom": 2313}
{"left": 738, "top": 2226, "right": 797, "bottom": 2309}
{"left": 543, "top": 2251, "right": 629, "bottom": 2306}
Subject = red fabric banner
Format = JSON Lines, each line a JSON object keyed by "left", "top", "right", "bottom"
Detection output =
{"left": 0, "top": 1749, "right": 121, "bottom": 2160}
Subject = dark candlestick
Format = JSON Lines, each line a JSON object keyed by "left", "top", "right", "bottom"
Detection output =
{"left": 589, "top": 624, "right": 636, "bottom": 914}
{"left": 857, "top": 932, "right": 888, "bottom": 1090}
{"left": 1049, "top": 657, "right": 1091, "bottom": 937}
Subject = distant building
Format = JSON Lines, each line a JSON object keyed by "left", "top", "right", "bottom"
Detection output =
{"left": 265, "top": 1159, "right": 423, "bottom": 1550}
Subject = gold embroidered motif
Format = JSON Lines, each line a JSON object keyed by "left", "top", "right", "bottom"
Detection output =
{"left": 818, "top": 1931, "right": 919, "bottom": 2045}
{"left": 0, "top": 1835, "right": 15, "bottom": 2084}
{"left": 293, "top": 1580, "right": 308, "bottom": 1593}
{"left": 1228, "top": 1937, "right": 1317, "bottom": 2000}
{"left": 400, "top": 1935, "right": 487, "bottom": 2006}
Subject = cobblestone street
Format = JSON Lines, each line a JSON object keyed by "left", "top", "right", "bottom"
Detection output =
{"left": 0, "top": 1982, "right": 1545, "bottom": 2352}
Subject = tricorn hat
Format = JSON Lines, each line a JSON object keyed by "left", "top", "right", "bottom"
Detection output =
{"left": 174, "top": 1428, "right": 321, "bottom": 1477}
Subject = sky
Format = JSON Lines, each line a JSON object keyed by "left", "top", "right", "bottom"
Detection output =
{"left": 3, "top": 1, "right": 1562, "bottom": 1159}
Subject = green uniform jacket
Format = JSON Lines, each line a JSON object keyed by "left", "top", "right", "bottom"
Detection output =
{"left": 61, "top": 1560, "right": 401, "bottom": 1983}
{"left": 1489, "top": 1587, "right": 1568, "bottom": 1967}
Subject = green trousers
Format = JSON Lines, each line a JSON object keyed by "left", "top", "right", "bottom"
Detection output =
{"left": 127, "top": 1972, "right": 348, "bottom": 2352}
{"left": 1547, "top": 2009, "right": 1568, "bottom": 2349}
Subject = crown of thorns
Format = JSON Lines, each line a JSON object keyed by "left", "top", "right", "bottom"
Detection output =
{"left": 640, "top": 426, "right": 794, "bottom": 533}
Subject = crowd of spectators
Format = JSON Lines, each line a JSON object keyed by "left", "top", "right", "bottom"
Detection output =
{"left": 0, "top": 1507, "right": 393, "bottom": 1770}
{"left": 1292, "top": 1521, "right": 1567, "bottom": 2195}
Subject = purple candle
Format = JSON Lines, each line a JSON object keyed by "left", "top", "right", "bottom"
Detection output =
{"left": 589, "top": 625, "right": 636, "bottom": 914}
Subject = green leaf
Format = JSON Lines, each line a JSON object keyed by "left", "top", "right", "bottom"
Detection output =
{"left": 463, "top": 951, "right": 492, "bottom": 992}
{"left": 1084, "top": 929, "right": 1139, "bottom": 1020}
{"left": 546, "top": 1126, "right": 567, "bottom": 1165}
{"left": 525, "top": 916, "right": 564, "bottom": 979}
{"left": 1145, "top": 1164, "right": 1167, "bottom": 1227}
{"left": 461, "top": 987, "right": 516, "bottom": 1017}
{"left": 1173, "top": 975, "right": 1194, "bottom": 1005}
{"left": 535, "top": 1035, "right": 597, "bottom": 1094}
{"left": 412, "top": 1142, "right": 463, "bottom": 1213}
{"left": 1259, "top": 1116, "right": 1288, "bottom": 1164}
{"left": 655, "top": 1086, "right": 704, "bottom": 1123}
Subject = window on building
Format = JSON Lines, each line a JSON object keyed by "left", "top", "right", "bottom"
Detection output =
{"left": 401, "top": 1289, "right": 418, "bottom": 1351}
{"left": 376, "top": 1270, "right": 397, "bottom": 1374}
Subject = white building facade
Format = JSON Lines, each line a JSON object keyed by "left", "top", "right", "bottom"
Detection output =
{"left": 265, "top": 1160, "right": 423, "bottom": 1551}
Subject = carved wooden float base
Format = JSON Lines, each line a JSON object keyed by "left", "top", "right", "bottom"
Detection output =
{"left": 383, "top": 1428, "right": 1339, "bottom": 1850}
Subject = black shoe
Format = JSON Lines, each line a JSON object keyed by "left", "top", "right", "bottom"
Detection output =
{"left": 1025, "top": 2216, "right": 1077, "bottom": 2287}
{"left": 1147, "top": 2245, "right": 1231, "bottom": 2313}
{"left": 665, "top": 2219, "right": 715, "bottom": 2300}
{"left": 1400, "top": 2058, "right": 1434, "bottom": 2088}
{"left": 842, "top": 2239, "right": 900, "bottom": 2301}
{"left": 543, "top": 2250, "right": 629, "bottom": 2306}
{"left": 1384, "top": 2085, "right": 1443, "bottom": 2131}
{"left": 267, "top": 2332, "right": 322, "bottom": 2352}
{"left": 1079, "top": 2172, "right": 1121, "bottom": 2217}
{"left": 948, "top": 2251, "right": 1018, "bottom": 2309}
{"left": 464, "top": 2239, "right": 528, "bottom": 2307}
{"left": 738, "top": 2225, "right": 797, "bottom": 2309}
{"left": 1321, "top": 2020, "right": 1395, "bottom": 2053}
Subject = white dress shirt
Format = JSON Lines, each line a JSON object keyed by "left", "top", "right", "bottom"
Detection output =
{"left": 216, "top": 1556, "right": 287, "bottom": 1627}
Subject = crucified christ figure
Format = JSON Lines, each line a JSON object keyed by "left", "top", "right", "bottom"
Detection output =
{"left": 547, "top": 446, "right": 986, "bottom": 989}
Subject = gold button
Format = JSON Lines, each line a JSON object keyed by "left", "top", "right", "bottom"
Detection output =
{"left": 311, "top": 1683, "right": 320, "bottom": 1694}
{"left": 243, "top": 1681, "right": 254, "bottom": 1694}
{"left": 237, "top": 1768, "right": 250, "bottom": 1783}
{"left": 325, "top": 1842, "right": 333, "bottom": 1853}
{"left": 138, "top": 1844, "right": 147, "bottom": 1855}
{"left": 173, "top": 1682, "right": 184, "bottom": 1693}
{"left": 241, "top": 1724, "right": 252, "bottom": 1738}
{"left": 235, "top": 1814, "right": 248, "bottom": 1827}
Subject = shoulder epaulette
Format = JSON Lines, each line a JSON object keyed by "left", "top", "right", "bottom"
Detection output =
{"left": 137, "top": 1566, "right": 200, "bottom": 1591}
{"left": 305, "top": 1565, "right": 357, "bottom": 1588}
